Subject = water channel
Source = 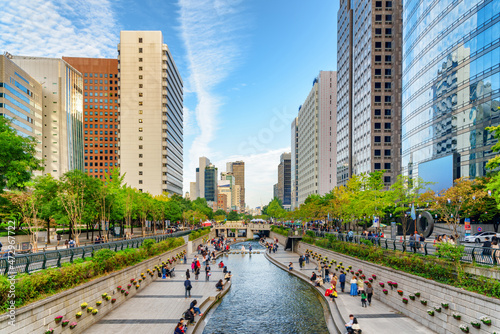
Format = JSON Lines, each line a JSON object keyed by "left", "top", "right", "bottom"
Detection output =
{"left": 202, "top": 240, "right": 330, "bottom": 334}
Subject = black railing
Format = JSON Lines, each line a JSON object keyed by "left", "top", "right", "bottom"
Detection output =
{"left": 0, "top": 230, "right": 193, "bottom": 275}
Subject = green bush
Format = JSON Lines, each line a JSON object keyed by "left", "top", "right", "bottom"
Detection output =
{"left": 142, "top": 239, "right": 156, "bottom": 253}
{"left": 0, "top": 237, "right": 184, "bottom": 312}
{"left": 270, "top": 225, "right": 289, "bottom": 237}
{"left": 188, "top": 227, "right": 211, "bottom": 241}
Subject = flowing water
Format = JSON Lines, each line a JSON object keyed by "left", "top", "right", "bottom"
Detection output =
{"left": 202, "top": 241, "right": 330, "bottom": 334}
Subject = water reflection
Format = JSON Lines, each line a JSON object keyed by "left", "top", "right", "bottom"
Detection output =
{"left": 202, "top": 241, "right": 329, "bottom": 334}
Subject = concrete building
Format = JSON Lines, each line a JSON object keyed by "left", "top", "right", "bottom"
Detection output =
{"left": 189, "top": 181, "right": 197, "bottom": 201}
{"left": 0, "top": 54, "right": 43, "bottom": 166}
{"left": 273, "top": 183, "right": 278, "bottom": 200}
{"left": 277, "top": 152, "right": 291, "bottom": 208}
{"left": 195, "top": 157, "right": 211, "bottom": 199}
{"left": 218, "top": 180, "right": 232, "bottom": 211}
{"left": 204, "top": 164, "right": 218, "bottom": 202}
{"left": 290, "top": 117, "right": 299, "bottom": 209}
{"left": 11, "top": 55, "right": 84, "bottom": 178}
{"left": 402, "top": 0, "right": 500, "bottom": 189}
{"left": 62, "top": 57, "right": 119, "bottom": 180}
{"left": 217, "top": 193, "right": 228, "bottom": 212}
{"left": 297, "top": 71, "right": 337, "bottom": 205}
{"left": 226, "top": 161, "right": 245, "bottom": 210}
{"left": 336, "top": 0, "right": 402, "bottom": 187}
{"left": 118, "top": 31, "right": 183, "bottom": 195}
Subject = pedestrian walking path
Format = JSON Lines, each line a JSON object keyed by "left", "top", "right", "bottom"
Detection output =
{"left": 84, "top": 243, "right": 229, "bottom": 334}
{"left": 265, "top": 240, "right": 434, "bottom": 334}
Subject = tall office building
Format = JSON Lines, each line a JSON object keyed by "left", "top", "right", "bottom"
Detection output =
{"left": 402, "top": 1, "right": 500, "bottom": 187}
{"left": 336, "top": 0, "right": 402, "bottom": 187}
{"left": 290, "top": 117, "right": 299, "bottom": 209}
{"left": 118, "top": 31, "right": 183, "bottom": 195}
{"left": 297, "top": 71, "right": 337, "bottom": 205}
{"left": 63, "top": 57, "right": 119, "bottom": 180}
{"left": 0, "top": 54, "right": 43, "bottom": 165}
{"left": 277, "top": 152, "right": 291, "bottom": 208}
{"left": 204, "top": 164, "right": 218, "bottom": 202}
{"left": 11, "top": 55, "right": 84, "bottom": 178}
{"left": 195, "top": 157, "right": 211, "bottom": 199}
{"left": 227, "top": 161, "right": 245, "bottom": 211}
{"left": 189, "top": 181, "right": 197, "bottom": 200}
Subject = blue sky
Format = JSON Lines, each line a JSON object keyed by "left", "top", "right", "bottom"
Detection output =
{"left": 0, "top": 0, "right": 338, "bottom": 208}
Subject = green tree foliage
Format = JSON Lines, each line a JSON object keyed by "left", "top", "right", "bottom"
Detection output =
{"left": 227, "top": 210, "right": 239, "bottom": 221}
{"left": 0, "top": 116, "right": 43, "bottom": 191}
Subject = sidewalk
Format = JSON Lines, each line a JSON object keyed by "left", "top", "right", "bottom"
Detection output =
{"left": 265, "top": 241, "right": 433, "bottom": 334}
{"left": 83, "top": 244, "right": 229, "bottom": 334}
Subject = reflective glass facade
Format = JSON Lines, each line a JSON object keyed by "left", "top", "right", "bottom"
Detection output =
{"left": 402, "top": 0, "right": 500, "bottom": 180}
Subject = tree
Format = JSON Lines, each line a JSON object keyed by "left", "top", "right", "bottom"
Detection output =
{"left": 0, "top": 116, "right": 43, "bottom": 192}
{"left": 431, "top": 177, "right": 487, "bottom": 239}
{"left": 266, "top": 198, "right": 285, "bottom": 220}
{"left": 33, "top": 175, "right": 59, "bottom": 244}
{"left": 227, "top": 210, "right": 239, "bottom": 221}
{"left": 214, "top": 209, "right": 227, "bottom": 217}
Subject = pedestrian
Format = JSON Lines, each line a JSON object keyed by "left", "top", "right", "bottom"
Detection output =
{"left": 224, "top": 271, "right": 232, "bottom": 282}
{"left": 360, "top": 291, "right": 367, "bottom": 307}
{"left": 194, "top": 266, "right": 200, "bottom": 280}
{"left": 348, "top": 229, "right": 354, "bottom": 242}
{"left": 288, "top": 262, "right": 293, "bottom": 271}
{"left": 189, "top": 300, "right": 203, "bottom": 316}
{"left": 191, "top": 260, "right": 195, "bottom": 273}
{"left": 339, "top": 271, "right": 346, "bottom": 293}
{"left": 357, "top": 276, "right": 364, "bottom": 295}
{"left": 310, "top": 272, "right": 317, "bottom": 284}
{"left": 184, "top": 278, "right": 192, "bottom": 298}
{"left": 68, "top": 238, "right": 76, "bottom": 248}
{"left": 345, "top": 314, "right": 355, "bottom": 333}
{"left": 349, "top": 276, "right": 358, "bottom": 297}
{"left": 183, "top": 253, "right": 187, "bottom": 264}
{"left": 366, "top": 283, "right": 373, "bottom": 306}
{"left": 305, "top": 253, "right": 310, "bottom": 264}
{"left": 184, "top": 307, "right": 195, "bottom": 325}
{"left": 216, "top": 279, "right": 224, "bottom": 291}
{"left": 205, "top": 265, "right": 211, "bottom": 281}
{"left": 185, "top": 269, "right": 190, "bottom": 280}
{"left": 419, "top": 233, "right": 425, "bottom": 252}
{"left": 174, "top": 322, "right": 185, "bottom": 334}
{"left": 491, "top": 239, "right": 500, "bottom": 264}
{"left": 298, "top": 255, "right": 304, "bottom": 269}
{"left": 56, "top": 234, "right": 61, "bottom": 246}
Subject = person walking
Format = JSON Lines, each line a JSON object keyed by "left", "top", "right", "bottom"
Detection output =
{"left": 191, "top": 260, "right": 196, "bottom": 273}
{"left": 349, "top": 276, "right": 358, "bottom": 297}
{"left": 360, "top": 291, "right": 367, "bottom": 307}
{"left": 298, "top": 255, "right": 304, "bottom": 269}
{"left": 194, "top": 266, "right": 200, "bottom": 280}
{"left": 339, "top": 271, "right": 346, "bottom": 293}
{"left": 205, "top": 265, "right": 211, "bottom": 281}
{"left": 366, "top": 283, "right": 373, "bottom": 306}
{"left": 357, "top": 276, "right": 364, "bottom": 296}
{"left": 184, "top": 278, "right": 192, "bottom": 298}
{"left": 492, "top": 239, "right": 500, "bottom": 264}
{"left": 185, "top": 269, "right": 190, "bottom": 280}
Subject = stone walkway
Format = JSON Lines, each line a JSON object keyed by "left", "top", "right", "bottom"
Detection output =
{"left": 84, "top": 243, "right": 228, "bottom": 334}
{"left": 265, "top": 240, "right": 434, "bottom": 334}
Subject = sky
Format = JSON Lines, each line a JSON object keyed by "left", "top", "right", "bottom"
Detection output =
{"left": 0, "top": 0, "right": 339, "bottom": 208}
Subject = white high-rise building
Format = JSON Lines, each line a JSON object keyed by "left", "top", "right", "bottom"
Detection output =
{"left": 118, "top": 31, "right": 183, "bottom": 195}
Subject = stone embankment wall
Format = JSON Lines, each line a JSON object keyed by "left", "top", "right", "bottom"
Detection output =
{"left": 270, "top": 231, "right": 500, "bottom": 334}
{"left": 0, "top": 235, "right": 209, "bottom": 334}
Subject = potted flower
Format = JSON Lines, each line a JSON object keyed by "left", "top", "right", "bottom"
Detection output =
{"left": 397, "top": 290, "right": 403, "bottom": 296}
{"left": 339, "top": 262, "right": 343, "bottom": 265}
{"left": 392, "top": 282, "right": 398, "bottom": 288}
{"left": 136, "top": 284, "right": 140, "bottom": 289}
{"left": 348, "top": 265, "right": 352, "bottom": 269}
{"left": 127, "top": 284, "right": 132, "bottom": 289}
{"left": 368, "top": 278, "right": 373, "bottom": 283}
{"left": 414, "top": 292, "right": 421, "bottom": 297}
{"left": 102, "top": 293, "right": 108, "bottom": 298}
{"left": 372, "top": 274, "right": 377, "bottom": 279}
{"left": 55, "top": 315, "right": 63, "bottom": 323}
{"left": 441, "top": 303, "right": 449, "bottom": 309}
{"left": 70, "top": 322, "right": 78, "bottom": 329}
{"left": 387, "top": 281, "right": 392, "bottom": 287}
{"left": 427, "top": 310, "right": 434, "bottom": 316}
{"left": 453, "top": 313, "right": 461, "bottom": 320}
{"left": 459, "top": 324, "right": 469, "bottom": 333}
{"left": 106, "top": 296, "right": 112, "bottom": 301}
{"left": 364, "top": 280, "right": 369, "bottom": 285}
{"left": 87, "top": 307, "right": 93, "bottom": 313}
{"left": 130, "top": 278, "right": 135, "bottom": 283}
{"left": 480, "top": 316, "right": 491, "bottom": 325}
{"left": 138, "top": 278, "right": 143, "bottom": 283}
{"left": 117, "top": 286, "right": 122, "bottom": 291}
{"left": 383, "top": 289, "right": 388, "bottom": 295}
{"left": 358, "top": 269, "right": 362, "bottom": 274}
{"left": 409, "top": 295, "right": 415, "bottom": 301}
{"left": 360, "top": 274, "right": 366, "bottom": 279}
{"left": 45, "top": 329, "right": 54, "bottom": 334}
{"left": 96, "top": 301, "right": 102, "bottom": 306}
{"left": 421, "top": 300, "right": 427, "bottom": 305}
{"left": 111, "top": 298, "right": 117, "bottom": 303}
{"left": 75, "top": 312, "right": 82, "bottom": 318}
{"left": 125, "top": 291, "right": 129, "bottom": 296}
{"left": 434, "top": 306, "right": 441, "bottom": 313}
{"left": 470, "top": 321, "right": 480, "bottom": 329}
{"left": 92, "top": 309, "right": 98, "bottom": 315}
{"left": 62, "top": 320, "right": 70, "bottom": 327}
{"left": 402, "top": 298, "right": 408, "bottom": 304}
{"left": 379, "top": 282, "right": 385, "bottom": 288}
{"left": 121, "top": 289, "right": 126, "bottom": 293}
{"left": 80, "top": 302, "right": 88, "bottom": 309}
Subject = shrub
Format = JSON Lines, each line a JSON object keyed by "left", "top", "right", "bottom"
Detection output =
{"left": 142, "top": 239, "right": 156, "bottom": 253}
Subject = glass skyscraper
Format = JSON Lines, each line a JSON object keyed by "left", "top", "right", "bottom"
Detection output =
{"left": 402, "top": 0, "right": 500, "bottom": 186}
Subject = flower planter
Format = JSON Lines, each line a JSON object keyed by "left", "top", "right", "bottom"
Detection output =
{"left": 54, "top": 316, "right": 63, "bottom": 323}
{"left": 441, "top": 303, "right": 449, "bottom": 309}
{"left": 62, "top": 320, "right": 70, "bottom": 327}
{"left": 379, "top": 282, "right": 385, "bottom": 288}
{"left": 80, "top": 302, "right": 88, "bottom": 309}
{"left": 70, "top": 322, "right": 78, "bottom": 329}
{"left": 471, "top": 322, "right": 481, "bottom": 329}
{"left": 117, "top": 286, "right": 122, "bottom": 291}
{"left": 102, "top": 293, "right": 108, "bottom": 298}
{"left": 111, "top": 298, "right": 117, "bottom": 303}
{"left": 397, "top": 290, "right": 403, "bottom": 296}
{"left": 372, "top": 274, "right": 377, "bottom": 279}
{"left": 383, "top": 289, "right": 388, "bottom": 295}
{"left": 459, "top": 325, "right": 469, "bottom": 333}
{"left": 125, "top": 291, "right": 129, "bottom": 296}
{"left": 106, "top": 296, "right": 112, "bottom": 301}
{"left": 402, "top": 298, "right": 408, "bottom": 304}
{"left": 480, "top": 316, "right": 491, "bottom": 325}
{"left": 434, "top": 307, "right": 441, "bottom": 313}
{"left": 127, "top": 284, "right": 132, "bottom": 289}
{"left": 96, "top": 301, "right": 102, "bottom": 306}
{"left": 136, "top": 284, "right": 140, "bottom": 289}
{"left": 87, "top": 307, "right": 93, "bottom": 313}
{"left": 421, "top": 300, "right": 427, "bottom": 305}
{"left": 409, "top": 295, "right": 415, "bottom": 301}
{"left": 453, "top": 314, "right": 461, "bottom": 320}
{"left": 368, "top": 278, "right": 373, "bottom": 283}
{"left": 414, "top": 292, "right": 421, "bottom": 297}
{"left": 92, "top": 309, "right": 98, "bottom": 315}
{"left": 45, "top": 329, "right": 54, "bottom": 334}
{"left": 427, "top": 310, "right": 434, "bottom": 316}
{"left": 75, "top": 312, "right": 82, "bottom": 318}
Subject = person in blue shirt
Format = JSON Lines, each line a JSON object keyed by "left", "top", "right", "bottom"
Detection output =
{"left": 184, "top": 278, "right": 192, "bottom": 298}
{"left": 339, "top": 271, "right": 346, "bottom": 293}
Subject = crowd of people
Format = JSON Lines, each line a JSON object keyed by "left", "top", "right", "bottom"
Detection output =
{"left": 261, "top": 237, "right": 279, "bottom": 253}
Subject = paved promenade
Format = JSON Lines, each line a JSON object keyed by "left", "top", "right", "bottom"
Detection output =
{"left": 84, "top": 243, "right": 228, "bottom": 334}
{"left": 265, "top": 240, "right": 434, "bottom": 334}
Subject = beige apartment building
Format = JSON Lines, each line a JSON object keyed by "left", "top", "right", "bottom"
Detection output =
{"left": 118, "top": 31, "right": 183, "bottom": 195}
{"left": 0, "top": 54, "right": 43, "bottom": 166}
{"left": 226, "top": 161, "right": 245, "bottom": 211}
{"left": 11, "top": 55, "right": 84, "bottom": 177}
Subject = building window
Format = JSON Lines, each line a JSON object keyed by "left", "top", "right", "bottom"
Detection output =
{"left": 139, "top": 75, "right": 143, "bottom": 79}
{"left": 139, "top": 162, "right": 143, "bottom": 167}
{"left": 139, "top": 127, "right": 143, "bottom": 132}
{"left": 385, "top": 28, "right": 392, "bottom": 35}
{"left": 385, "top": 109, "right": 392, "bottom": 116}
{"left": 384, "top": 136, "right": 391, "bottom": 143}
{"left": 374, "top": 109, "right": 381, "bottom": 116}
{"left": 139, "top": 136, "right": 143, "bottom": 140}
{"left": 139, "top": 84, "right": 143, "bottom": 88}
{"left": 139, "top": 145, "right": 143, "bottom": 149}
{"left": 375, "top": 82, "right": 381, "bottom": 89}
{"left": 139, "top": 37, "right": 143, "bottom": 43}
{"left": 375, "top": 28, "right": 382, "bottom": 35}
{"left": 374, "top": 149, "right": 381, "bottom": 156}
{"left": 386, "top": 15, "right": 392, "bottom": 21}
{"left": 375, "top": 55, "right": 382, "bottom": 62}
{"left": 375, "top": 1, "right": 382, "bottom": 7}
{"left": 374, "top": 136, "right": 381, "bottom": 143}
{"left": 374, "top": 123, "right": 381, "bottom": 129}
{"left": 139, "top": 180, "right": 143, "bottom": 184}
{"left": 139, "top": 171, "right": 143, "bottom": 175}
{"left": 139, "top": 48, "right": 143, "bottom": 53}
{"left": 139, "top": 110, "right": 143, "bottom": 114}
{"left": 139, "top": 67, "right": 143, "bottom": 71}
{"left": 384, "top": 123, "right": 391, "bottom": 130}
{"left": 385, "top": 82, "right": 392, "bottom": 89}
{"left": 139, "top": 119, "right": 143, "bottom": 123}
{"left": 384, "top": 96, "right": 392, "bottom": 103}
{"left": 386, "top": 1, "right": 392, "bottom": 8}
{"left": 384, "top": 163, "right": 391, "bottom": 170}
{"left": 384, "top": 176, "right": 391, "bottom": 183}
{"left": 385, "top": 69, "right": 392, "bottom": 76}
{"left": 384, "top": 149, "right": 391, "bottom": 156}
{"left": 139, "top": 101, "right": 143, "bottom": 106}
{"left": 375, "top": 69, "right": 382, "bottom": 75}
{"left": 139, "top": 154, "right": 143, "bottom": 158}
{"left": 375, "top": 14, "right": 382, "bottom": 21}
{"left": 374, "top": 96, "right": 382, "bottom": 102}
{"left": 375, "top": 42, "right": 382, "bottom": 49}
{"left": 374, "top": 163, "right": 381, "bottom": 170}
{"left": 385, "top": 55, "right": 392, "bottom": 62}
{"left": 385, "top": 41, "right": 392, "bottom": 49}
{"left": 139, "top": 92, "right": 143, "bottom": 97}
{"left": 139, "top": 58, "right": 143, "bottom": 62}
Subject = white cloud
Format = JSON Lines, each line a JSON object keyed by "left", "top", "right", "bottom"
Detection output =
{"left": 0, "top": 0, "right": 118, "bottom": 58}
{"left": 212, "top": 147, "right": 290, "bottom": 209}
{"left": 177, "top": 0, "right": 246, "bottom": 182}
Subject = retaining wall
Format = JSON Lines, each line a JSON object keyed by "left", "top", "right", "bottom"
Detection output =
{"left": 0, "top": 234, "right": 209, "bottom": 334}
{"left": 270, "top": 231, "right": 500, "bottom": 334}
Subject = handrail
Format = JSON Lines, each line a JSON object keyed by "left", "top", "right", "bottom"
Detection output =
{"left": 0, "top": 229, "right": 197, "bottom": 275}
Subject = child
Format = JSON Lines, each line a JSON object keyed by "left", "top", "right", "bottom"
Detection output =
{"left": 361, "top": 291, "right": 367, "bottom": 308}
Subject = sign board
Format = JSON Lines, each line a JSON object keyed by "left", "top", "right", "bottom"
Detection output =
{"left": 391, "top": 221, "right": 397, "bottom": 238}
{"left": 373, "top": 217, "right": 379, "bottom": 228}
{"left": 114, "top": 226, "right": 121, "bottom": 236}
{"left": 477, "top": 226, "right": 482, "bottom": 232}
{"left": 464, "top": 218, "right": 471, "bottom": 237}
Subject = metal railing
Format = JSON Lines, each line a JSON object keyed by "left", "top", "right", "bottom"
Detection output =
{"left": 306, "top": 230, "right": 500, "bottom": 267}
{"left": 0, "top": 230, "right": 193, "bottom": 275}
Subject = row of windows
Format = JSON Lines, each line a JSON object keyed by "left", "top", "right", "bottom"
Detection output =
{"left": 375, "top": 55, "right": 392, "bottom": 62}
{"left": 374, "top": 96, "right": 392, "bottom": 103}
{"left": 85, "top": 149, "right": 113, "bottom": 154}
{"left": 375, "top": 14, "right": 392, "bottom": 22}
{"left": 84, "top": 79, "right": 117, "bottom": 85}
{"left": 374, "top": 136, "right": 392, "bottom": 143}
{"left": 85, "top": 105, "right": 118, "bottom": 110}
{"left": 85, "top": 111, "right": 119, "bottom": 116}
{"left": 84, "top": 129, "right": 116, "bottom": 134}
{"left": 84, "top": 98, "right": 118, "bottom": 103}
{"left": 374, "top": 163, "right": 392, "bottom": 170}
{"left": 84, "top": 137, "right": 118, "bottom": 141}
{"left": 84, "top": 86, "right": 117, "bottom": 91}
{"left": 374, "top": 123, "right": 392, "bottom": 130}
{"left": 375, "top": 28, "right": 392, "bottom": 35}
{"left": 374, "top": 41, "right": 392, "bottom": 49}
{"left": 374, "top": 69, "right": 392, "bottom": 76}
{"left": 84, "top": 73, "right": 117, "bottom": 78}
{"left": 84, "top": 118, "right": 118, "bottom": 122}
{"left": 85, "top": 162, "right": 113, "bottom": 167}
{"left": 374, "top": 149, "right": 391, "bottom": 156}
{"left": 85, "top": 156, "right": 117, "bottom": 160}
{"left": 374, "top": 82, "right": 391, "bottom": 89}
{"left": 85, "top": 143, "right": 117, "bottom": 148}
{"left": 84, "top": 92, "right": 113, "bottom": 97}
{"left": 374, "top": 109, "right": 392, "bottom": 116}
{"left": 375, "top": 1, "right": 392, "bottom": 8}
